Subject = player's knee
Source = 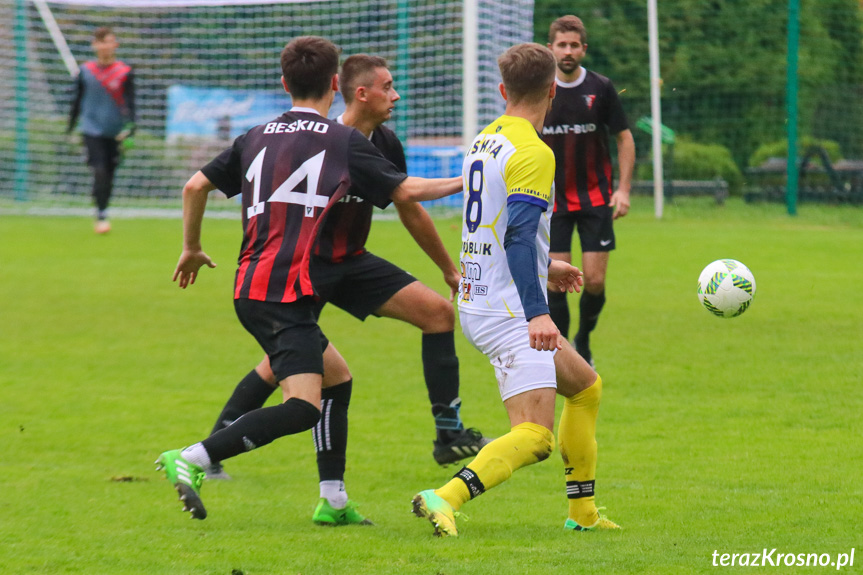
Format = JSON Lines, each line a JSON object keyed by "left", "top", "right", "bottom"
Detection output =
{"left": 584, "top": 374, "right": 603, "bottom": 403}
{"left": 564, "top": 374, "right": 602, "bottom": 405}
{"left": 514, "top": 422, "right": 555, "bottom": 463}
{"left": 322, "top": 346, "right": 352, "bottom": 386}
{"left": 323, "top": 364, "right": 352, "bottom": 387}
{"left": 422, "top": 296, "right": 455, "bottom": 332}
{"left": 583, "top": 277, "right": 606, "bottom": 294}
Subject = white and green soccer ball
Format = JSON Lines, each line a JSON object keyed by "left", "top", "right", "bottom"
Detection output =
{"left": 697, "top": 259, "right": 756, "bottom": 318}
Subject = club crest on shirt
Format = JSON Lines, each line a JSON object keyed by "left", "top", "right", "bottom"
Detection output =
{"left": 583, "top": 94, "right": 596, "bottom": 109}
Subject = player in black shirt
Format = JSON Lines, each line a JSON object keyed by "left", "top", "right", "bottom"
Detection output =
{"left": 201, "top": 55, "right": 490, "bottom": 526}
{"left": 156, "top": 37, "right": 462, "bottom": 520}
{"left": 543, "top": 16, "right": 635, "bottom": 367}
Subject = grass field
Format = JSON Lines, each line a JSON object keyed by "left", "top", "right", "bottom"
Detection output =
{"left": 1, "top": 197, "right": 862, "bottom": 574}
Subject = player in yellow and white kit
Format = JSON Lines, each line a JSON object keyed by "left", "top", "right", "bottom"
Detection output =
{"left": 412, "top": 42, "right": 620, "bottom": 537}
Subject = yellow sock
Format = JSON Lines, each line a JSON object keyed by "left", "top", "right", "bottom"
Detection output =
{"left": 559, "top": 375, "right": 602, "bottom": 526}
{"left": 436, "top": 421, "right": 554, "bottom": 511}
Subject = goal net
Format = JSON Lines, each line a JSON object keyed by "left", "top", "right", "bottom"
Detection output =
{"left": 1, "top": 0, "right": 534, "bottom": 213}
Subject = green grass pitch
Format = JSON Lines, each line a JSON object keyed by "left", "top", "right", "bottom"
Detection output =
{"left": 1, "top": 197, "right": 861, "bottom": 574}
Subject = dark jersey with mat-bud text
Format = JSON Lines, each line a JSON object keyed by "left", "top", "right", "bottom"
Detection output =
{"left": 201, "top": 110, "right": 407, "bottom": 303}
{"left": 315, "top": 122, "right": 407, "bottom": 262}
{"left": 543, "top": 70, "right": 629, "bottom": 213}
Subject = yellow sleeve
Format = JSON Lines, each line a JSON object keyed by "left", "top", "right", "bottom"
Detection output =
{"left": 503, "top": 141, "right": 555, "bottom": 210}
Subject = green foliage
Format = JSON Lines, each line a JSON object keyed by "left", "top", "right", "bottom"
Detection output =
{"left": 2, "top": 202, "right": 863, "bottom": 573}
{"left": 533, "top": 0, "right": 863, "bottom": 168}
{"left": 639, "top": 138, "right": 743, "bottom": 195}
{"left": 748, "top": 137, "right": 843, "bottom": 167}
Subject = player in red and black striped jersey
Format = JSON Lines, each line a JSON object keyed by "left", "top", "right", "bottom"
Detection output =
{"left": 543, "top": 16, "right": 635, "bottom": 367}
{"left": 156, "top": 37, "right": 462, "bottom": 521}
{"left": 201, "top": 55, "right": 491, "bottom": 526}
{"left": 201, "top": 114, "right": 403, "bottom": 302}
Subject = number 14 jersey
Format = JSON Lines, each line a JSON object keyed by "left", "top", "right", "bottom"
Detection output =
{"left": 202, "top": 108, "right": 406, "bottom": 303}
{"left": 458, "top": 115, "right": 556, "bottom": 319}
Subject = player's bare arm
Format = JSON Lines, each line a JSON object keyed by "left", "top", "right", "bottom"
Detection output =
{"left": 395, "top": 202, "right": 461, "bottom": 301}
{"left": 173, "top": 170, "right": 217, "bottom": 289}
{"left": 547, "top": 259, "right": 584, "bottom": 294}
{"left": 390, "top": 176, "right": 462, "bottom": 203}
{"left": 610, "top": 128, "right": 635, "bottom": 219}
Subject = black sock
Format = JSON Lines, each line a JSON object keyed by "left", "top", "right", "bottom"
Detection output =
{"left": 210, "top": 369, "right": 277, "bottom": 437}
{"left": 547, "top": 289, "right": 570, "bottom": 340}
{"left": 313, "top": 380, "right": 352, "bottom": 482}
{"left": 201, "top": 398, "right": 320, "bottom": 463}
{"left": 575, "top": 290, "right": 606, "bottom": 345}
{"left": 423, "top": 332, "right": 463, "bottom": 439}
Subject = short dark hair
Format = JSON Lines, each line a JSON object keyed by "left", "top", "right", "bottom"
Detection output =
{"left": 498, "top": 43, "right": 556, "bottom": 105}
{"left": 93, "top": 27, "right": 114, "bottom": 42}
{"left": 548, "top": 15, "right": 587, "bottom": 45}
{"left": 280, "top": 36, "right": 340, "bottom": 100}
{"left": 340, "top": 54, "right": 389, "bottom": 103}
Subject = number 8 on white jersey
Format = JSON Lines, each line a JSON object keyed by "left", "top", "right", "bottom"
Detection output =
{"left": 458, "top": 115, "right": 556, "bottom": 319}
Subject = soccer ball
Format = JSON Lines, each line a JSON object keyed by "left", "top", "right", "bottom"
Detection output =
{"left": 697, "top": 259, "right": 756, "bottom": 318}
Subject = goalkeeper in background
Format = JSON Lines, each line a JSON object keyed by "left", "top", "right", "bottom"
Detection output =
{"left": 67, "top": 26, "right": 135, "bottom": 234}
{"left": 411, "top": 42, "right": 620, "bottom": 537}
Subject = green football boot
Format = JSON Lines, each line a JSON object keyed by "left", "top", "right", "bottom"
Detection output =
{"left": 564, "top": 508, "right": 620, "bottom": 531}
{"left": 312, "top": 498, "right": 373, "bottom": 526}
{"left": 155, "top": 449, "right": 207, "bottom": 520}
{"left": 411, "top": 489, "right": 458, "bottom": 537}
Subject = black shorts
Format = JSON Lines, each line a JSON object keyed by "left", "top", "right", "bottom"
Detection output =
{"left": 549, "top": 206, "right": 616, "bottom": 253}
{"left": 234, "top": 298, "right": 329, "bottom": 381}
{"left": 311, "top": 251, "right": 417, "bottom": 320}
{"left": 83, "top": 135, "right": 120, "bottom": 170}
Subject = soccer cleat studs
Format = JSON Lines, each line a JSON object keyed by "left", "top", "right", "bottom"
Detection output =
{"left": 155, "top": 450, "right": 207, "bottom": 520}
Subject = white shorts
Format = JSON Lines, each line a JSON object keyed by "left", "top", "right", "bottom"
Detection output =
{"left": 459, "top": 312, "right": 557, "bottom": 401}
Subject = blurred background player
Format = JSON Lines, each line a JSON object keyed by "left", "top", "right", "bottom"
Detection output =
{"left": 203, "top": 54, "right": 490, "bottom": 526}
{"left": 156, "top": 36, "right": 463, "bottom": 520}
{"left": 67, "top": 26, "right": 135, "bottom": 234}
{"left": 412, "top": 42, "right": 619, "bottom": 537}
{"left": 543, "top": 15, "right": 635, "bottom": 366}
